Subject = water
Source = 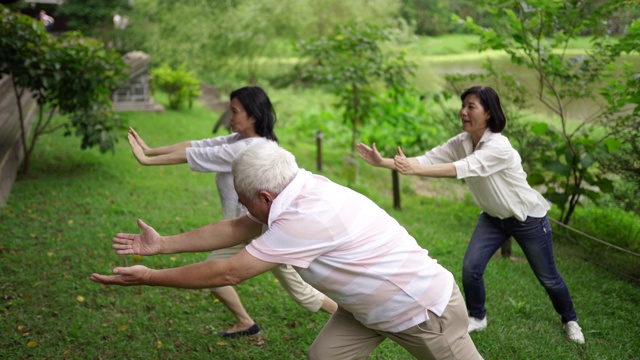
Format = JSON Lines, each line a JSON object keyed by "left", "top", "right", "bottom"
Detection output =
{"left": 414, "top": 54, "right": 640, "bottom": 121}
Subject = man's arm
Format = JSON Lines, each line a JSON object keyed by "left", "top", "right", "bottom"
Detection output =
{"left": 159, "top": 215, "right": 262, "bottom": 254}
{"left": 90, "top": 249, "right": 279, "bottom": 289}
{"left": 112, "top": 215, "right": 263, "bottom": 256}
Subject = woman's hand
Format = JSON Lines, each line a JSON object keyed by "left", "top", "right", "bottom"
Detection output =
{"left": 394, "top": 147, "right": 416, "bottom": 175}
{"left": 129, "top": 127, "right": 151, "bottom": 154}
{"left": 128, "top": 133, "right": 150, "bottom": 165}
{"left": 357, "top": 143, "right": 384, "bottom": 166}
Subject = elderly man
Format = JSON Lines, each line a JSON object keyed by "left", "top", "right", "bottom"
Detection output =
{"left": 90, "top": 141, "right": 482, "bottom": 360}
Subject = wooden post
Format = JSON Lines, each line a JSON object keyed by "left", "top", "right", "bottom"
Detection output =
{"left": 316, "top": 130, "right": 323, "bottom": 172}
{"left": 392, "top": 169, "right": 401, "bottom": 210}
{"left": 501, "top": 237, "right": 512, "bottom": 258}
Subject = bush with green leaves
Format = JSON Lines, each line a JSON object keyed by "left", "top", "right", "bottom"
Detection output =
{"left": 150, "top": 63, "right": 201, "bottom": 111}
{"left": 297, "top": 22, "right": 415, "bottom": 154}
{"left": 0, "top": 6, "right": 127, "bottom": 174}
{"left": 359, "top": 91, "right": 451, "bottom": 208}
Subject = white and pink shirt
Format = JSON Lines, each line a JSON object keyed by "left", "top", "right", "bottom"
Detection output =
{"left": 245, "top": 170, "right": 454, "bottom": 332}
{"left": 186, "top": 134, "right": 266, "bottom": 219}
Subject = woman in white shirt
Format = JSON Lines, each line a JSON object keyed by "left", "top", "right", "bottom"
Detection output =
{"left": 128, "top": 86, "right": 336, "bottom": 338}
{"left": 357, "top": 85, "right": 584, "bottom": 344}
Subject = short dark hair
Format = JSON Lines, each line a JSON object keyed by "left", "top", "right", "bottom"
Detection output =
{"left": 460, "top": 86, "right": 506, "bottom": 133}
{"left": 230, "top": 86, "right": 279, "bottom": 143}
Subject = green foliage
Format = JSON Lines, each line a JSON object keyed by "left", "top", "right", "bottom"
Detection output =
{"left": 150, "top": 63, "right": 201, "bottom": 111}
{"left": 0, "top": 7, "right": 127, "bottom": 174}
{"left": 454, "top": 0, "right": 640, "bottom": 224}
{"left": 57, "top": 0, "right": 130, "bottom": 38}
{"left": 571, "top": 204, "right": 640, "bottom": 253}
{"left": 297, "top": 22, "right": 415, "bottom": 153}
{"left": 122, "top": 0, "right": 403, "bottom": 85}
{"left": 361, "top": 91, "right": 449, "bottom": 156}
{"left": 289, "top": 108, "right": 352, "bottom": 151}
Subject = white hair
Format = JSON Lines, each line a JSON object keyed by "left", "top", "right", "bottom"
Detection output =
{"left": 232, "top": 141, "right": 299, "bottom": 200}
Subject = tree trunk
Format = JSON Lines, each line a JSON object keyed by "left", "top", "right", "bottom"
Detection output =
{"left": 11, "top": 79, "right": 30, "bottom": 175}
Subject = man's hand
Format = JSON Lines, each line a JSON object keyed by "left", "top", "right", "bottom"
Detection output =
{"left": 90, "top": 265, "right": 152, "bottom": 286}
{"left": 112, "top": 219, "right": 162, "bottom": 256}
{"left": 394, "top": 147, "right": 416, "bottom": 175}
{"left": 356, "top": 143, "right": 384, "bottom": 166}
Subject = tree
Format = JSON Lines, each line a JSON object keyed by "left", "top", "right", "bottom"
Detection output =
{"left": 0, "top": 7, "right": 127, "bottom": 174}
{"left": 455, "top": 0, "right": 640, "bottom": 224}
{"left": 297, "top": 22, "right": 415, "bottom": 155}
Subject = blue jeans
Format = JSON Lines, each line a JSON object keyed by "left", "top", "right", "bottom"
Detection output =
{"left": 462, "top": 213, "right": 578, "bottom": 324}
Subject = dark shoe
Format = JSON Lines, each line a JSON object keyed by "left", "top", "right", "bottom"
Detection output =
{"left": 219, "top": 323, "right": 260, "bottom": 338}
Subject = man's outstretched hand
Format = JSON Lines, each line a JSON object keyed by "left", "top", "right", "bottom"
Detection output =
{"left": 112, "top": 219, "right": 162, "bottom": 256}
{"left": 90, "top": 265, "right": 152, "bottom": 286}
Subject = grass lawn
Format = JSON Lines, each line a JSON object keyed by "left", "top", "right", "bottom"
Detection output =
{"left": 1, "top": 94, "right": 639, "bottom": 359}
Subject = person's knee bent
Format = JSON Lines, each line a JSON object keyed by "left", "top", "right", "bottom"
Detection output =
{"left": 537, "top": 273, "right": 566, "bottom": 290}
{"left": 462, "top": 262, "right": 483, "bottom": 284}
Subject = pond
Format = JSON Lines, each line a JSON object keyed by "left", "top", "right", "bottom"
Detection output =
{"left": 413, "top": 53, "right": 640, "bottom": 121}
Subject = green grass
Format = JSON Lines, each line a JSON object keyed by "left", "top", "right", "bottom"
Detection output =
{"left": 1, "top": 92, "right": 640, "bottom": 359}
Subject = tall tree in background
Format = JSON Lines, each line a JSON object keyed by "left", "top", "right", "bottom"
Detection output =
{"left": 121, "top": 0, "right": 402, "bottom": 84}
{"left": 297, "top": 22, "right": 415, "bottom": 155}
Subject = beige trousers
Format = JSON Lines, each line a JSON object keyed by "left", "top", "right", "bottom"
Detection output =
{"left": 308, "top": 284, "right": 483, "bottom": 360}
{"left": 206, "top": 243, "right": 325, "bottom": 312}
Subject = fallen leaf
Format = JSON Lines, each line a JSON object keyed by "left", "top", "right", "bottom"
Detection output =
{"left": 119, "top": 325, "right": 128, "bottom": 331}
{"left": 216, "top": 341, "right": 228, "bottom": 346}
{"left": 133, "top": 255, "right": 142, "bottom": 262}
{"left": 68, "top": 220, "right": 74, "bottom": 225}
{"left": 76, "top": 296, "right": 85, "bottom": 302}
{"left": 47, "top": 252, "right": 54, "bottom": 257}
{"left": 26, "top": 341, "right": 37, "bottom": 348}
{"left": 156, "top": 340, "right": 163, "bottom": 349}
{"left": 17, "top": 325, "right": 24, "bottom": 331}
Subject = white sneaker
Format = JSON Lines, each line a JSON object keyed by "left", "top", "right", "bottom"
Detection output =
{"left": 564, "top": 321, "right": 585, "bottom": 344}
{"left": 468, "top": 316, "right": 487, "bottom": 333}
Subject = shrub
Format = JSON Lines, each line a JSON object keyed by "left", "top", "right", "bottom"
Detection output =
{"left": 150, "top": 63, "right": 201, "bottom": 110}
